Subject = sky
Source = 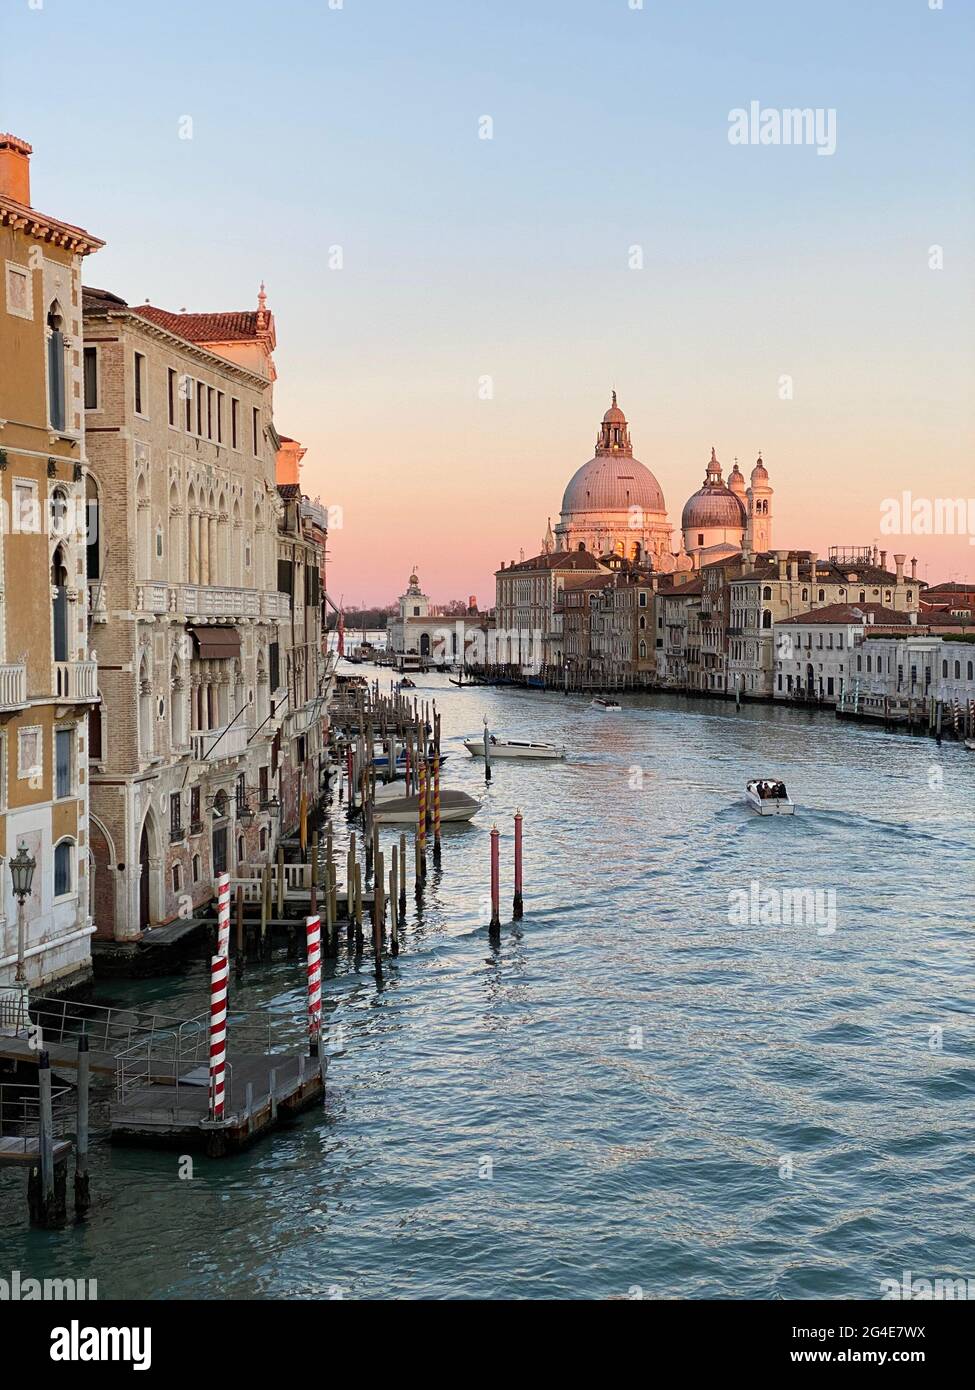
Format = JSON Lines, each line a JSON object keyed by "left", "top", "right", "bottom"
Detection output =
{"left": 2, "top": 0, "right": 973, "bottom": 606}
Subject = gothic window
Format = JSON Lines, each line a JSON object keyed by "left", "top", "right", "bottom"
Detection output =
{"left": 47, "top": 302, "right": 66, "bottom": 431}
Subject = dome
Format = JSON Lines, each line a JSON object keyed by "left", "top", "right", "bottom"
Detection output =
{"left": 561, "top": 453, "right": 667, "bottom": 516}
{"left": 681, "top": 484, "right": 747, "bottom": 531}
{"left": 751, "top": 454, "right": 768, "bottom": 481}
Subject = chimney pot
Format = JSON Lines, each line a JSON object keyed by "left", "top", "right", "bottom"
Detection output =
{"left": 0, "top": 132, "right": 32, "bottom": 205}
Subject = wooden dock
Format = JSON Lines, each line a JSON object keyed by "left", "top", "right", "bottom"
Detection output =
{"left": 0, "top": 1135, "right": 73, "bottom": 1168}
{"left": 110, "top": 1051, "right": 326, "bottom": 1157}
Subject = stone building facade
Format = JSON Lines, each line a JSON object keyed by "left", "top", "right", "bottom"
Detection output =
{"left": 82, "top": 287, "right": 296, "bottom": 942}
{"left": 0, "top": 133, "right": 102, "bottom": 990}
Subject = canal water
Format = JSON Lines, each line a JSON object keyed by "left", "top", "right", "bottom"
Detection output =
{"left": 3, "top": 674, "right": 973, "bottom": 1299}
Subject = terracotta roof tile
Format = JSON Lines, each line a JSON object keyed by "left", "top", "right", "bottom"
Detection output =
{"left": 133, "top": 305, "right": 264, "bottom": 342}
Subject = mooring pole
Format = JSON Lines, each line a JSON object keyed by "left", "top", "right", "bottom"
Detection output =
{"left": 354, "top": 862, "right": 364, "bottom": 951}
{"left": 489, "top": 825, "right": 501, "bottom": 934}
{"left": 235, "top": 885, "right": 245, "bottom": 981}
{"left": 74, "top": 1035, "right": 90, "bottom": 1218}
{"left": 276, "top": 845, "right": 285, "bottom": 918}
{"left": 513, "top": 810, "right": 524, "bottom": 920}
{"left": 398, "top": 831, "right": 408, "bottom": 922}
{"left": 390, "top": 848, "right": 399, "bottom": 956}
{"left": 483, "top": 718, "right": 492, "bottom": 782}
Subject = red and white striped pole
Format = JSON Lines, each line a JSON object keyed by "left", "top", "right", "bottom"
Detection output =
{"left": 216, "top": 871, "right": 231, "bottom": 960}
{"left": 306, "top": 914, "right": 322, "bottom": 1056}
{"left": 489, "top": 825, "right": 501, "bottom": 933}
{"left": 209, "top": 953, "right": 229, "bottom": 1121}
{"left": 513, "top": 810, "right": 523, "bottom": 920}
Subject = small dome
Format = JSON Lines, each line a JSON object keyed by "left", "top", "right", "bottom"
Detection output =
{"left": 751, "top": 454, "right": 768, "bottom": 481}
{"left": 728, "top": 462, "right": 746, "bottom": 493}
{"left": 681, "top": 484, "right": 747, "bottom": 531}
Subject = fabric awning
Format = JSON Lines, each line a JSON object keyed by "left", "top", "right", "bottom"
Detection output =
{"left": 187, "top": 625, "right": 241, "bottom": 660}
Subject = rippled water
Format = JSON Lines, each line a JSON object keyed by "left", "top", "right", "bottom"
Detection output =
{"left": 3, "top": 677, "right": 974, "bottom": 1299}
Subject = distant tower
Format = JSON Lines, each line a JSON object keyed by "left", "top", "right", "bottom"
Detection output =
{"left": 745, "top": 454, "right": 773, "bottom": 552}
{"left": 541, "top": 517, "right": 555, "bottom": 555}
{"left": 399, "top": 569, "right": 430, "bottom": 622}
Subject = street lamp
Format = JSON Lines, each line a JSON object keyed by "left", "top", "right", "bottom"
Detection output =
{"left": 10, "top": 842, "right": 37, "bottom": 984}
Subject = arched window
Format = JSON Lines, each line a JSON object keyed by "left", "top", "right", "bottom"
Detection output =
{"left": 237, "top": 835, "right": 245, "bottom": 865}
{"left": 763, "top": 586, "right": 772, "bottom": 600}
{"left": 186, "top": 483, "right": 198, "bottom": 584}
{"left": 54, "top": 839, "right": 74, "bottom": 897}
{"left": 192, "top": 853, "right": 202, "bottom": 883}
{"left": 168, "top": 481, "right": 181, "bottom": 581}
{"left": 968, "top": 662, "right": 973, "bottom": 681}
{"left": 138, "top": 651, "right": 153, "bottom": 757}
{"left": 801, "top": 588, "right": 808, "bottom": 601}
{"left": 86, "top": 473, "right": 102, "bottom": 588}
{"left": 51, "top": 543, "right": 69, "bottom": 672}
{"left": 942, "top": 660, "right": 948, "bottom": 677}
{"left": 762, "top": 610, "right": 772, "bottom": 629}
{"left": 954, "top": 661, "right": 961, "bottom": 679}
{"left": 818, "top": 589, "right": 825, "bottom": 602}
{"left": 47, "top": 301, "right": 66, "bottom": 431}
{"left": 639, "top": 640, "right": 647, "bottom": 659}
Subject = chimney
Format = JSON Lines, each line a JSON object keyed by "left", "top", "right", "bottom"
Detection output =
{"left": 873, "top": 544, "right": 879, "bottom": 565}
{"left": 879, "top": 549, "right": 887, "bottom": 571}
{"left": 894, "top": 553, "right": 906, "bottom": 584}
{"left": 500, "top": 561, "right": 505, "bottom": 571}
{"left": 0, "top": 133, "right": 32, "bottom": 205}
{"left": 808, "top": 551, "right": 818, "bottom": 577}
{"left": 776, "top": 548, "right": 788, "bottom": 580}
{"left": 910, "top": 556, "right": 917, "bottom": 579}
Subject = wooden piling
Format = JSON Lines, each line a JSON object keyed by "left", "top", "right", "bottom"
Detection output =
{"left": 399, "top": 831, "right": 407, "bottom": 920}
{"left": 276, "top": 845, "right": 285, "bottom": 917}
{"left": 390, "top": 848, "right": 399, "bottom": 956}
{"left": 513, "top": 809, "right": 524, "bottom": 919}
{"left": 235, "top": 885, "right": 245, "bottom": 981}
{"left": 74, "top": 1035, "right": 90, "bottom": 1218}
{"left": 354, "top": 862, "right": 364, "bottom": 950}
{"left": 260, "top": 865, "right": 270, "bottom": 959}
{"left": 489, "top": 825, "right": 501, "bottom": 933}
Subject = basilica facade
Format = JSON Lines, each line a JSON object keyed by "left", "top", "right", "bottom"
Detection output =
{"left": 545, "top": 394, "right": 774, "bottom": 573}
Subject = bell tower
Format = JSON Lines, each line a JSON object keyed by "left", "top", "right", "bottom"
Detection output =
{"left": 745, "top": 454, "right": 773, "bottom": 553}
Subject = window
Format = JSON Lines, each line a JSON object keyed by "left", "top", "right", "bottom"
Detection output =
{"left": 196, "top": 382, "right": 205, "bottom": 435}
{"left": 639, "top": 592, "right": 647, "bottom": 607}
{"left": 89, "top": 703, "right": 103, "bottom": 762}
{"left": 190, "top": 785, "right": 202, "bottom": 831}
{"left": 183, "top": 376, "right": 193, "bottom": 431}
{"left": 172, "top": 863, "right": 182, "bottom": 894}
{"left": 192, "top": 853, "right": 202, "bottom": 883}
{"left": 54, "top": 840, "right": 73, "bottom": 898}
{"left": 231, "top": 398, "right": 240, "bottom": 449}
{"left": 18, "top": 726, "right": 42, "bottom": 780}
{"left": 236, "top": 773, "right": 246, "bottom": 815}
{"left": 55, "top": 728, "right": 73, "bottom": 799}
{"left": 84, "top": 347, "right": 98, "bottom": 409}
{"left": 170, "top": 791, "right": 183, "bottom": 840}
{"left": 48, "top": 303, "right": 66, "bottom": 430}
{"left": 697, "top": 533, "right": 704, "bottom": 546}
{"left": 277, "top": 559, "right": 293, "bottom": 595}
{"left": 763, "top": 586, "right": 772, "bottom": 600}
{"left": 237, "top": 835, "right": 245, "bottom": 865}
{"left": 5, "top": 262, "right": 32, "bottom": 319}
{"left": 259, "top": 765, "right": 269, "bottom": 806}
{"left": 216, "top": 391, "right": 224, "bottom": 443}
{"left": 207, "top": 387, "right": 214, "bottom": 439}
{"left": 252, "top": 407, "right": 260, "bottom": 454}
{"left": 269, "top": 642, "right": 281, "bottom": 693}
{"left": 168, "top": 368, "right": 177, "bottom": 426}
{"left": 134, "top": 351, "right": 146, "bottom": 415}
{"left": 12, "top": 479, "right": 38, "bottom": 533}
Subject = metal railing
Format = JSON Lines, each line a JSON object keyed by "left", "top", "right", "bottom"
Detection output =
{"left": 0, "top": 1081, "right": 73, "bottom": 1155}
{"left": 114, "top": 1006, "right": 275, "bottom": 1110}
{"left": 0, "top": 986, "right": 187, "bottom": 1056}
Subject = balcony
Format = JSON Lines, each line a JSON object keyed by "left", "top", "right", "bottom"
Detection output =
{"left": 0, "top": 661, "right": 28, "bottom": 710}
{"left": 262, "top": 591, "right": 291, "bottom": 619}
{"left": 133, "top": 584, "right": 292, "bottom": 623}
{"left": 136, "top": 584, "right": 170, "bottom": 615}
{"left": 190, "top": 722, "right": 252, "bottom": 762}
{"left": 54, "top": 659, "right": 98, "bottom": 703}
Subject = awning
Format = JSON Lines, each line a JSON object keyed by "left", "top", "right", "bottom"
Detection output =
{"left": 187, "top": 625, "right": 241, "bottom": 660}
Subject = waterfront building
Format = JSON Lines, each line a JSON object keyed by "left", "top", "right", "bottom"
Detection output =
{"left": 773, "top": 604, "right": 916, "bottom": 705}
{"left": 495, "top": 549, "right": 606, "bottom": 669}
{"left": 274, "top": 437, "right": 330, "bottom": 837}
{"left": 82, "top": 285, "right": 292, "bottom": 943}
{"left": 0, "top": 134, "right": 103, "bottom": 990}
{"left": 589, "top": 558, "right": 659, "bottom": 680}
{"left": 387, "top": 571, "right": 491, "bottom": 666}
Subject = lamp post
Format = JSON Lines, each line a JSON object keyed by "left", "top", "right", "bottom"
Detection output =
{"left": 10, "top": 842, "right": 37, "bottom": 984}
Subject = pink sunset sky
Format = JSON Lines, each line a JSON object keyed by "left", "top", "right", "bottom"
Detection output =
{"left": 5, "top": 1, "right": 972, "bottom": 609}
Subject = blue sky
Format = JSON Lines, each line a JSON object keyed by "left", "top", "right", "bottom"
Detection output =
{"left": 2, "top": 0, "right": 972, "bottom": 601}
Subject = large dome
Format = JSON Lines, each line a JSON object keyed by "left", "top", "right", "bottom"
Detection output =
{"left": 561, "top": 453, "right": 667, "bottom": 516}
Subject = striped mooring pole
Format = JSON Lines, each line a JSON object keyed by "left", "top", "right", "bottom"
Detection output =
{"left": 306, "top": 914, "right": 322, "bottom": 1057}
{"left": 417, "top": 759, "right": 427, "bottom": 857}
{"left": 489, "top": 825, "right": 501, "bottom": 933}
{"left": 433, "top": 754, "right": 441, "bottom": 845}
{"left": 209, "top": 953, "right": 229, "bottom": 1121}
{"left": 216, "top": 871, "right": 231, "bottom": 959}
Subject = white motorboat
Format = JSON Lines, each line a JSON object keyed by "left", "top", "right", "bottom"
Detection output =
{"left": 745, "top": 779, "right": 795, "bottom": 816}
{"left": 372, "top": 788, "right": 481, "bottom": 824}
{"left": 464, "top": 735, "right": 565, "bottom": 760}
{"left": 965, "top": 739, "right": 975, "bottom": 752}
{"left": 591, "top": 697, "right": 621, "bottom": 712}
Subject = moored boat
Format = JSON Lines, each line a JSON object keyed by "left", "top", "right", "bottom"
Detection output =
{"left": 464, "top": 735, "right": 565, "bottom": 760}
{"left": 745, "top": 779, "right": 795, "bottom": 816}
{"left": 372, "top": 788, "right": 481, "bottom": 824}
